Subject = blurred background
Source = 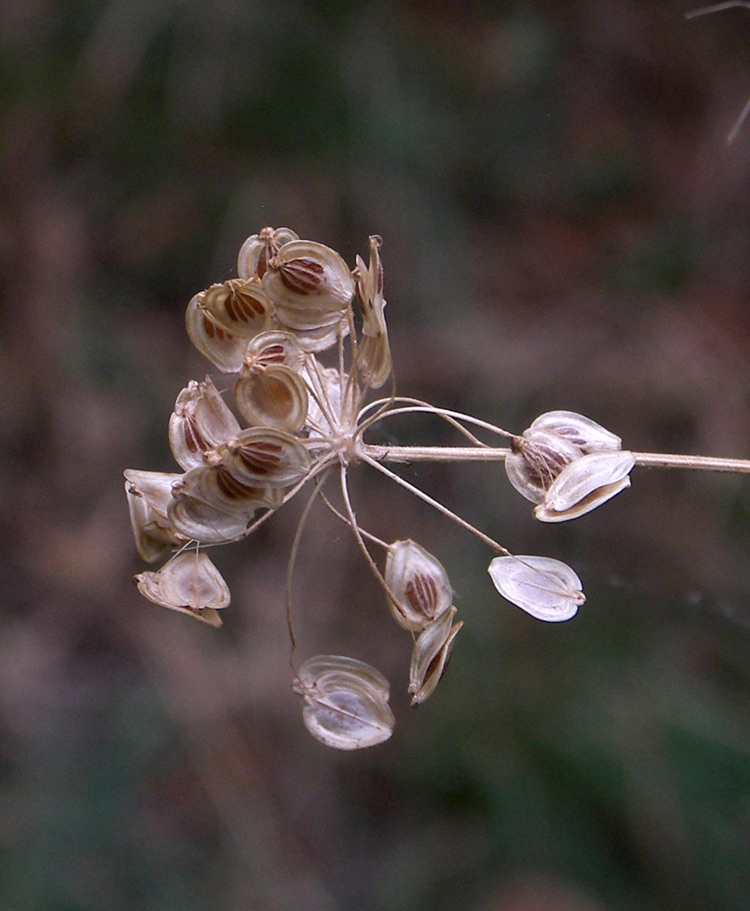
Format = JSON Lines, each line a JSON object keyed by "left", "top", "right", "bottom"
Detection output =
{"left": 1, "top": 1, "right": 749, "bottom": 909}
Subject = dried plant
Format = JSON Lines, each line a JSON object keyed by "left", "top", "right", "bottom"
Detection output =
{"left": 124, "top": 227, "right": 750, "bottom": 750}
{"left": 686, "top": 2, "right": 750, "bottom": 143}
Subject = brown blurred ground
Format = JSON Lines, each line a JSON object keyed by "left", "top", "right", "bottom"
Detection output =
{"left": 0, "top": 2, "right": 749, "bottom": 910}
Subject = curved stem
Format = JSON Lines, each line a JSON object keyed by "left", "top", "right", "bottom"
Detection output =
{"left": 317, "top": 489, "right": 390, "bottom": 550}
{"left": 285, "top": 473, "right": 330, "bottom": 673}
{"left": 684, "top": 2, "right": 750, "bottom": 18}
{"left": 359, "top": 451, "right": 511, "bottom": 555}
{"left": 358, "top": 398, "right": 514, "bottom": 441}
{"left": 338, "top": 464, "right": 401, "bottom": 603}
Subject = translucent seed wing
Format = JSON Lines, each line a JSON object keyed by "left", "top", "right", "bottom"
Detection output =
{"left": 488, "top": 555, "right": 585, "bottom": 622}
{"left": 169, "top": 378, "right": 241, "bottom": 471}
{"left": 218, "top": 427, "right": 311, "bottom": 487}
{"left": 237, "top": 226, "right": 299, "bottom": 280}
{"left": 124, "top": 469, "right": 188, "bottom": 562}
{"left": 186, "top": 295, "right": 249, "bottom": 373}
{"left": 293, "top": 655, "right": 395, "bottom": 750}
{"left": 199, "top": 279, "right": 274, "bottom": 340}
{"left": 384, "top": 539, "right": 453, "bottom": 631}
{"left": 135, "top": 551, "right": 230, "bottom": 627}
{"left": 528, "top": 410, "right": 622, "bottom": 454}
{"left": 408, "top": 607, "right": 464, "bottom": 705}
{"left": 234, "top": 365, "right": 309, "bottom": 432}
{"left": 534, "top": 450, "right": 635, "bottom": 522}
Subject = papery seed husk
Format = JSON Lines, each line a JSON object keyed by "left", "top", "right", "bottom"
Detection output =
{"left": 263, "top": 241, "right": 355, "bottom": 328}
{"left": 234, "top": 365, "right": 309, "bottom": 432}
{"left": 278, "top": 317, "right": 350, "bottom": 354}
{"left": 353, "top": 236, "right": 389, "bottom": 387}
{"left": 176, "top": 464, "right": 284, "bottom": 515}
{"left": 135, "top": 571, "right": 223, "bottom": 627}
{"left": 293, "top": 655, "right": 394, "bottom": 750}
{"left": 157, "top": 551, "right": 230, "bottom": 608}
{"left": 354, "top": 236, "right": 385, "bottom": 334}
{"left": 135, "top": 551, "right": 229, "bottom": 627}
{"left": 534, "top": 450, "right": 635, "bottom": 522}
{"left": 237, "top": 227, "right": 299, "bottom": 280}
{"left": 505, "top": 429, "right": 583, "bottom": 504}
{"left": 200, "top": 279, "right": 274, "bottom": 340}
{"left": 385, "top": 539, "right": 453, "bottom": 631}
{"left": 356, "top": 330, "right": 392, "bottom": 390}
{"left": 137, "top": 551, "right": 230, "bottom": 609}
{"left": 169, "top": 377, "right": 241, "bottom": 471}
{"left": 242, "top": 330, "right": 306, "bottom": 374}
{"left": 303, "top": 363, "right": 351, "bottom": 439}
{"left": 409, "top": 607, "right": 464, "bottom": 705}
{"left": 295, "top": 655, "right": 391, "bottom": 701}
{"left": 218, "top": 427, "right": 311, "bottom": 487}
{"left": 300, "top": 687, "right": 395, "bottom": 750}
{"left": 186, "top": 295, "right": 248, "bottom": 373}
{"left": 124, "top": 470, "right": 189, "bottom": 562}
{"left": 535, "top": 478, "right": 632, "bottom": 523}
{"left": 528, "top": 410, "right": 622, "bottom": 454}
{"left": 488, "top": 555, "right": 585, "bottom": 622}
{"left": 167, "top": 489, "right": 256, "bottom": 545}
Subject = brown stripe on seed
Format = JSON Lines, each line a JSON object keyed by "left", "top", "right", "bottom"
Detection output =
{"left": 406, "top": 573, "right": 438, "bottom": 617}
{"left": 279, "top": 259, "right": 324, "bottom": 295}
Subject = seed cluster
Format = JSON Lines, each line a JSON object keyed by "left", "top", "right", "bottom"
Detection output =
{"left": 125, "top": 227, "right": 637, "bottom": 749}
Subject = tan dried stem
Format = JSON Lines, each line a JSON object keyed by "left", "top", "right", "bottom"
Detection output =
{"left": 362, "top": 443, "right": 750, "bottom": 474}
{"left": 285, "top": 472, "right": 332, "bottom": 671}
{"left": 358, "top": 451, "right": 512, "bottom": 555}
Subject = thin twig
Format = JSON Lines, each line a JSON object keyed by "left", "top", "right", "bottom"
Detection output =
{"left": 360, "top": 442, "right": 750, "bottom": 473}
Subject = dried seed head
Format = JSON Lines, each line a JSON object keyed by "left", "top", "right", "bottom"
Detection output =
{"left": 186, "top": 295, "right": 249, "bottom": 373}
{"left": 292, "top": 655, "right": 395, "bottom": 750}
{"left": 237, "top": 226, "right": 299, "bottom": 280}
{"left": 199, "top": 279, "right": 274, "bottom": 340}
{"left": 488, "top": 555, "right": 585, "bottom": 622}
{"left": 124, "top": 469, "right": 189, "bottom": 562}
{"left": 263, "top": 240, "right": 355, "bottom": 331}
{"left": 408, "top": 606, "right": 464, "bottom": 705}
{"left": 169, "top": 377, "right": 241, "bottom": 471}
{"left": 505, "top": 429, "right": 583, "bottom": 503}
{"left": 384, "top": 539, "right": 453, "bottom": 631}
{"left": 534, "top": 450, "right": 635, "bottom": 522}
{"left": 135, "top": 551, "right": 230, "bottom": 628}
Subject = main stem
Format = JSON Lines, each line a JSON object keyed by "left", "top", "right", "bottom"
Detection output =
{"left": 361, "top": 444, "right": 750, "bottom": 474}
